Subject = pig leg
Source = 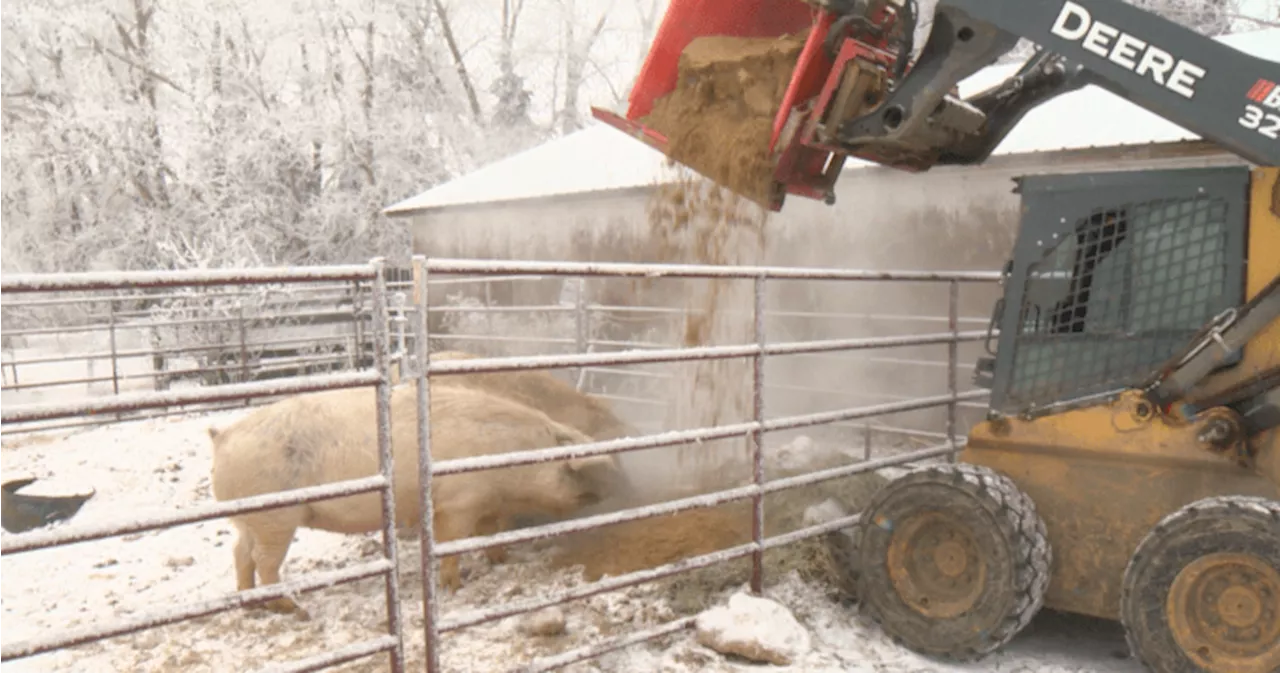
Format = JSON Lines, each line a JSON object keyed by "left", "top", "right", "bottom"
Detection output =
{"left": 433, "top": 509, "right": 482, "bottom": 592}
{"left": 476, "top": 514, "right": 509, "bottom": 564}
{"left": 242, "top": 508, "right": 308, "bottom": 617}
{"left": 252, "top": 531, "right": 307, "bottom": 617}
{"left": 232, "top": 523, "right": 257, "bottom": 591}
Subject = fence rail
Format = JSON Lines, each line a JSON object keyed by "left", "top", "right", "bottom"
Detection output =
{"left": 0, "top": 256, "right": 1002, "bottom": 673}
{"left": 3, "top": 264, "right": 995, "bottom": 437}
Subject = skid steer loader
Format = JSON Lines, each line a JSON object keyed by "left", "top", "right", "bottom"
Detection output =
{"left": 593, "top": 0, "right": 1280, "bottom": 670}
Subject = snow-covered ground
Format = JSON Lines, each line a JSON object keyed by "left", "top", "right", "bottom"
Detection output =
{"left": 1, "top": 411, "right": 1142, "bottom": 673}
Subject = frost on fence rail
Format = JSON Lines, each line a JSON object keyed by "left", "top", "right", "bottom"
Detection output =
{"left": 425, "top": 257, "right": 1006, "bottom": 282}
{"left": 0, "top": 370, "right": 380, "bottom": 424}
{"left": 0, "top": 264, "right": 378, "bottom": 294}
{"left": 0, "top": 273, "right": 527, "bottom": 307}
{"left": 425, "top": 330, "right": 990, "bottom": 377}
{"left": 590, "top": 302, "right": 994, "bottom": 324}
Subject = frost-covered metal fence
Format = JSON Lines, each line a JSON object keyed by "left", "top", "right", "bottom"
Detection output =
{"left": 0, "top": 268, "right": 468, "bottom": 435}
{"left": 0, "top": 256, "right": 1002, "bottom": 672}
{"left": 2, "top": 262, "right": 993, "bottom": 441}
{"left": 0, "top": 261, "right": 409, "bottom": 672}
{"left": 407, "top": 257, "right": 1001, "bottom": 673}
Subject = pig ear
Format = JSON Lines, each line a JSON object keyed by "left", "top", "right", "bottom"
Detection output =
{"left": 566, "top": 455, "right": 623, "bottom": 489}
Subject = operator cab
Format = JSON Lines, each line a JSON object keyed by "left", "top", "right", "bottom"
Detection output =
{"left": 973, "top": 165, "right": 1251, "bottom": 419}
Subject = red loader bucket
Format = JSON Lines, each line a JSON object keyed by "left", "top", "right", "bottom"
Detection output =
{"left": 591, "top": 0, "right": 849, "bottom": 210}
{"left": 624, "top": 0, "right": 818, "bottom": 122}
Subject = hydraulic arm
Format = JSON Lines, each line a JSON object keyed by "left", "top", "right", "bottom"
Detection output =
{"left": 841, "top": 0, "right": 1280, "bottom": 170}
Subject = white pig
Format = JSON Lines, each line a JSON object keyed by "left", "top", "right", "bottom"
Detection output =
{"left": 208, "top": 383, "right": 627, "bottom": 615}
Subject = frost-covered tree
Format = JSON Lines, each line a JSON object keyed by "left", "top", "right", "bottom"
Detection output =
{"left": 1, "top": 0, "right": 636, "bottom": 275}
{"left": 554, "top": 0, "right": 614, "bottom": 134}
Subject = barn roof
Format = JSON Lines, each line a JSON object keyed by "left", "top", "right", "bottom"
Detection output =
{"left": 384, "top": 26, "right": 1280, "bottom": 216}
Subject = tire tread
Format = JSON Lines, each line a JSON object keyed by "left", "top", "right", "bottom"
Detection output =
{"left": 1119, "top": 495, "right": 1280, "bottom": 673}
{"left": 856, "top": 462, "right": 1053, "bottom": 662}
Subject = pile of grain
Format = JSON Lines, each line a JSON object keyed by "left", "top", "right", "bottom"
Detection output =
{"left": 641, "top": 32, "right": 807, "bottom": 208}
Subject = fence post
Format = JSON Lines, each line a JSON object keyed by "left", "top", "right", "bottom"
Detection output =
{"left": 238, "top": 302, "right": 250, "bottom": 384}
{"left": 346, "top": 280, "right": 360, "bottom": 371}
{"left": 237, "top": 302, "right": 250, "bottom": 407}
{"left": 573, "top": 278, "right": 590, "bottom": 391}
{"left": 484, "top": 280, "right": 494, "bottom": 339}
{"left": 85, "top": 347, "right": 95, "bottom": 398}
{"left": 109, "top": 299, "right": 122, "bottom": 421}
{"left": 352, "top": 282, "right": 366, "bottom": 369}
{"left": 108, "top": 300, "right": 121, "bottom": 397}
{"left": 390, "top": 292, "right": 408, "bottom": 383}
{"left": 947, "top": 280, "right": 959, "bottom": 461}
{"left": 411, "top": 262, "right": 425, "bottom": 377}
{"left": 412, "top": 254, "right": 443, "bottom": 673}
{"left": 150, "top": 325, "right": 167, "bottom": 392}
{"left": 368, "top": 258, "right": 407, "bottom": 673}
{"left": 749, "top": 274, "right": 768, "bottom": 595}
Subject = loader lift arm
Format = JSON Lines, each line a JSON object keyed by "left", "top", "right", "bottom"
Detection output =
{"left": 844, "top": 0, "right": 1280, "bottom": 169}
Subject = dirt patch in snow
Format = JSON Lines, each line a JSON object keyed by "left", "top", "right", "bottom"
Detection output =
{"left": 554, "top": 504, "right": 753, "bottom": 580}
{"left": 641, "top": 33, "right": 806, "bottom": 208}
{"left": 551, "top": 447, "right": 893, "bottom": 614}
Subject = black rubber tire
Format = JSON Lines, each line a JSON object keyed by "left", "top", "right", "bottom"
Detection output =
{"left": 852, "top": 462, "right": 1052, "bottom": 661}
{"left": 1120, "top": 495, "right": 1280, "bottom": 673}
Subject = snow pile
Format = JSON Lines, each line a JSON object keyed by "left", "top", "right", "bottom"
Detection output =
{"left": 695, "top": 592, "right": 811, "bottom": 665}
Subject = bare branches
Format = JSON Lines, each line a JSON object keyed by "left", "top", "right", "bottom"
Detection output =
{"left": 432, "top": 0, "right": 483, "bottom": 121}
{"left": 86, "top": 40, "right": 189, "bottom": 98}
{"left": 1222, "top": 9, "right": 1280, "bottom": 29}
{"left": 231, "top": 16, "right": 276, "bottom": 110}
{"left": 395, "top": 0, "right": 450, "bottom": 98}
{"left": 502, "top": 0, "right": 527, "bottom": 48}
{"left": 556, "top": 0, "right": 613, "bottom": 133}
{"left": 631, "top": 0, "right": 661, "bottom": 72}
